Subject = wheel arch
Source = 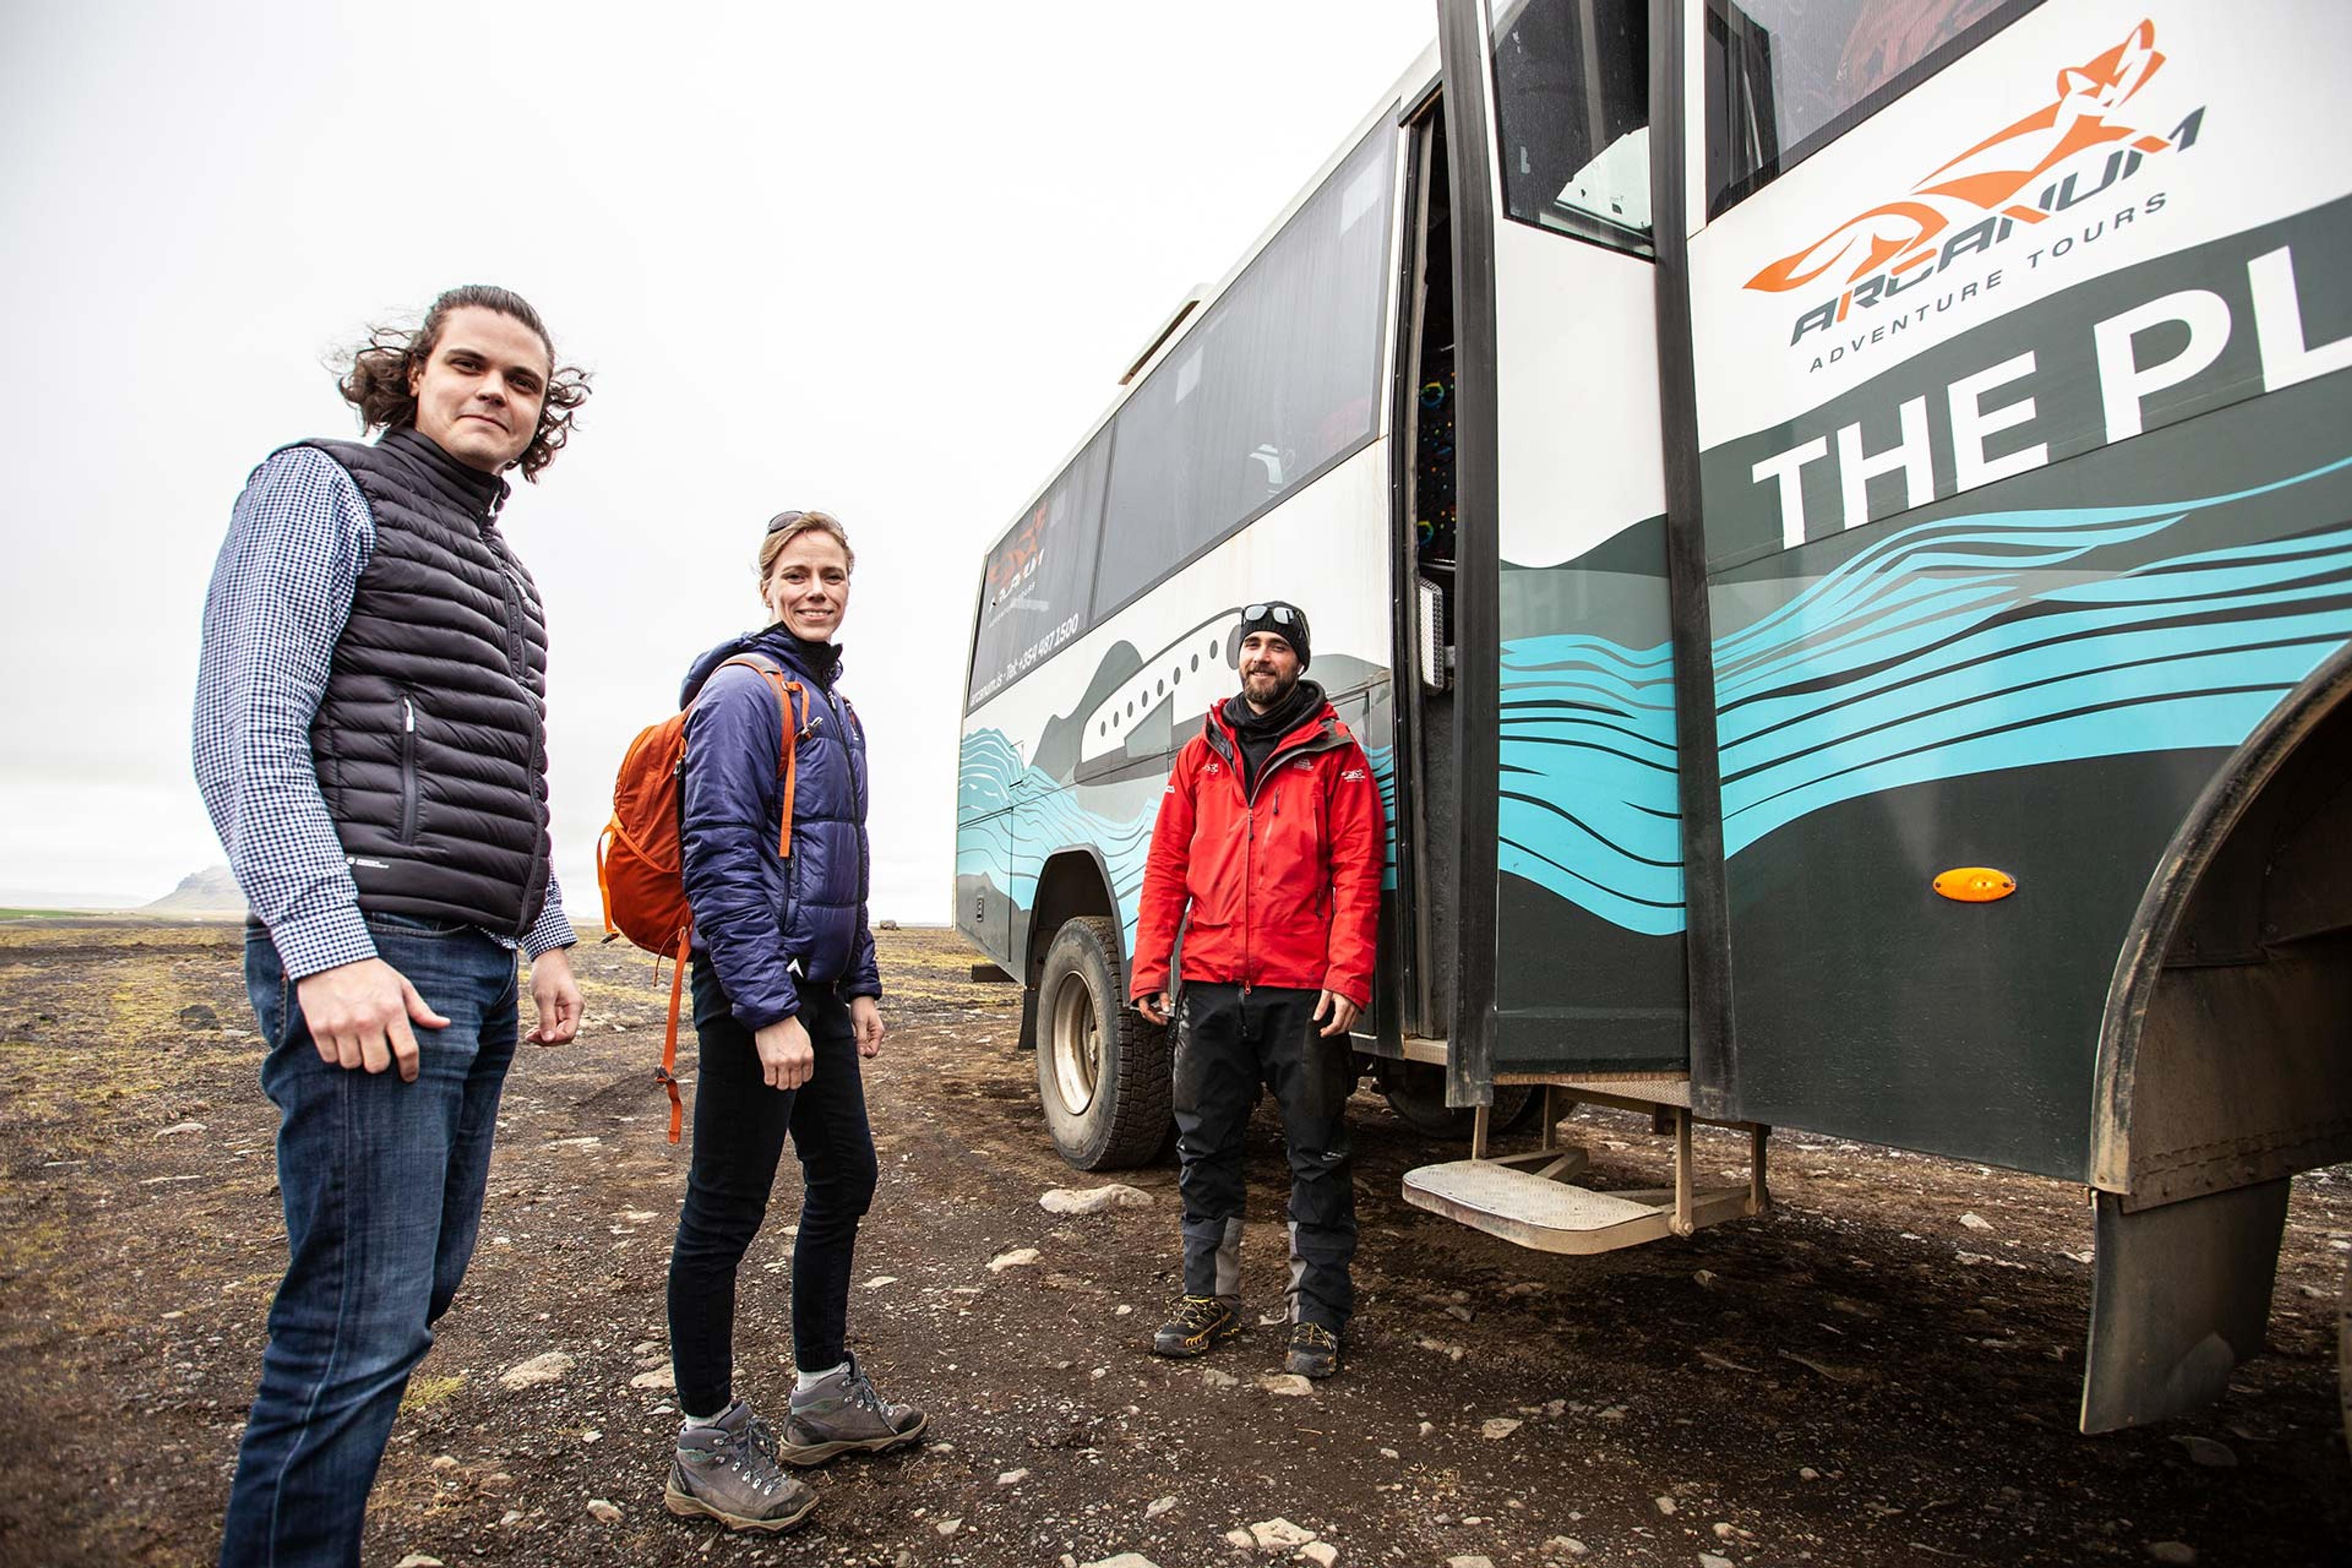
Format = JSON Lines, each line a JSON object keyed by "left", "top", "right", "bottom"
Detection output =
{"left": 2081, "top": 639, "right": 2352, "bottom": 1433}
{"left": 1022, "top": 843, "right": 1126, "bottom": 996}
{"left": 2094, "top": 639, "right": 2352, "bottom": 1196}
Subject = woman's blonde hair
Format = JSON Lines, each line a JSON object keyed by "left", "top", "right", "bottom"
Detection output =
{"left": 756, "top": 509, "right": 856, "bottom": 586}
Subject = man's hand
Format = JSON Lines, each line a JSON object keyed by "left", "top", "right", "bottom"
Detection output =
{"left": 527, "top": 946, "right": 582, "bottom": 1046}
{"left": 851, "top": 995, "right": 886, "bottom": 1060}
{"left": 1136, "top": 992, "right": 1172, "bottom": 1027}
{"left": 754, "top": 1014, "right": 816, "bottom": 1091}
{"left": 295, "top": 958, "right": 450, "bottom": 1082}
{"left": 1313, "top": 990, "right": 1360, "bottom": 1038}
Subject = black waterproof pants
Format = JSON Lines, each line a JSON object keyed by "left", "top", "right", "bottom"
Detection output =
{"left": 1171, "top": 982, "right": 1357, "bottom": 1332}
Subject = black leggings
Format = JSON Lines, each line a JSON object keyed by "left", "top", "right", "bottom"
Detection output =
{"left": 667, "top": 963, "right": 877, "bottom": 1417}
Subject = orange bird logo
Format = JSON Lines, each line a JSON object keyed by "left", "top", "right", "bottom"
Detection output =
{"left": 1746, "top": 19, "right": 2174, "bottom": 296}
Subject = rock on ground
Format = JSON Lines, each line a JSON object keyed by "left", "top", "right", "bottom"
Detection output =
{"left": 1039, "top": 1184, "right": 1154, "bottom": 1215}
{"left": 2171, "top": 1434, "right": 2236, "bottom": 1468}
{"left": 1249, "top": 1517, "right": 1317, "bottom": 1549}
{"left": 987, "top": 1247, "right": 1042, "bottom": 1272}
{"left": 497, "top": 1352, "right": 573, "bottom": 1391}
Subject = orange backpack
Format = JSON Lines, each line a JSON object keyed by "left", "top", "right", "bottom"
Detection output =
{"left": 597, "top": 654, "right": 809, "bottom": 1142}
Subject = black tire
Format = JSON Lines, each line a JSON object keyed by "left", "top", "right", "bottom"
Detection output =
{"left": 1035, "top": 916, "right": 1172, "bottom": 1170}
{"left": 1378, "top": 1060, "right": 1534, "bottom": 1140}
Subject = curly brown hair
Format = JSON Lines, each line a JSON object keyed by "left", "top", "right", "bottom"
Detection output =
{"left": 336, "top": 285, "right": 590, "bottom": 481}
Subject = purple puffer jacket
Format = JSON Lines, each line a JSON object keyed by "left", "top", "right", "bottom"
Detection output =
{"left": 679, "top": 626, "right": 879, "bottom": 1030}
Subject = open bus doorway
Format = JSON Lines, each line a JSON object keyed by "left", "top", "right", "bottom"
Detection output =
{"left": 1383, "top": 95, "right": 1545, "bottom": 1136}
{"left": 1395, "top": 96, "right": 1460, "bottom": 1054}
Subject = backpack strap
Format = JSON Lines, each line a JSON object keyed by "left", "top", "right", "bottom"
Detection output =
{"left": 711, "top": 654, "right": 810, "bottom": 859}
{"left": 656, "top": 924, "right": 689, "bottom": 1143}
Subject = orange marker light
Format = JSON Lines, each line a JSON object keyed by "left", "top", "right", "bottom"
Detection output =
{"left": 1934, "top": 867, "right": 2016, "bottom": 903}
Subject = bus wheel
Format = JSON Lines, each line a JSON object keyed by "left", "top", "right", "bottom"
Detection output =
{"left": 1035, "top": 915, "right": 1171, "bottom": 1170}
{"left": 1378, "top": 1060, "right": 1533, "bottom": 1141}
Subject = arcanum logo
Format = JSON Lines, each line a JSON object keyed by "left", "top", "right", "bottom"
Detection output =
{"left": 1747, "top": 20, "right": 2206, "bottom": 345}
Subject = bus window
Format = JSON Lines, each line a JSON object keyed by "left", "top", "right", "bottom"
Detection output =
{"left": 967, "top": 431, "right": 1110, "bottom": 709}
{"left": 1089, "top": 124, "right": 1395, "bottom": 620}
{"left": 1705, "top": 0, "right": 2036, "bottom": 218}
{"left": 1491, "top": 0, "right": 1652, "bottom": 252}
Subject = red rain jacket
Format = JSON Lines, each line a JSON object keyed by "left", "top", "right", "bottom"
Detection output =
{"left": 1131, "top": 697, "right": 1384, "bottom": 1009}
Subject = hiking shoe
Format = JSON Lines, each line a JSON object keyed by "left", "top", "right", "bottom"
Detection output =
{"left": 1285, "top": 1321, "right": 1342, "bottom": 1378}
{"left": 1152, "top": 1294, "right": 1243, "bottom": 1358}
{"left": 665, "top": 1400, "right": 818, "bottom": 1533}
{"left": 778, "top": 1354, "right": 927, "bottom": 1464}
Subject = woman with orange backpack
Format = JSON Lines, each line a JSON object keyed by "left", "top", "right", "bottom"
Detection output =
{"left": 658, "top": 509, "right": 925, "bottom": 1536}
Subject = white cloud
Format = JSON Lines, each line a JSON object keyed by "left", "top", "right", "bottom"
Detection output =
{"left": 2, "top": 0, "right": 1434, "bottom": 923}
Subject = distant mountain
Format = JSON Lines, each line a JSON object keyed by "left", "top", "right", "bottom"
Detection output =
{"left": 146, "top": 865, "right": 247, "bottom": 916}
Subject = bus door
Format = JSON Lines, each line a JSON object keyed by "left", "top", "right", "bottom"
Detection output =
{"left": 1430, "top": 0, "right": 1691, "bottom": 1081}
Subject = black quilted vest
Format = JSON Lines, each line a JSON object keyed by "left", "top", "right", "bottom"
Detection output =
{"left": 298, "top": 428, "right": 554, "bottom": 935}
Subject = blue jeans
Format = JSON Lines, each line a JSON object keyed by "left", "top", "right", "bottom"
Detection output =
{"left": 668, "top": 964, "right": 878, "bottom": 1417}
{"left": 220, "top": 914, "right": 519, "bottom": 1568}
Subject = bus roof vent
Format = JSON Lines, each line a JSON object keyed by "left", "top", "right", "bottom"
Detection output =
{"left": 1118, "top": 290, "right": 1205, "bottom": 386}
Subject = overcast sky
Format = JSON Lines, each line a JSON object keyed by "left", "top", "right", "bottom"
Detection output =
{"left": 0, "top": 1, "right": 1435, "bottom": 919}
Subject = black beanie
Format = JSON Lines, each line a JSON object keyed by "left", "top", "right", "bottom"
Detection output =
{"left": 1236, "top": 600, "right": 1311, "bottom": 669}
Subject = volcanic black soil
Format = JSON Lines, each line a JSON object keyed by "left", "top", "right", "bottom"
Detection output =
{"left": 1, "top": 921, "right": 2345, "bottom": 1567}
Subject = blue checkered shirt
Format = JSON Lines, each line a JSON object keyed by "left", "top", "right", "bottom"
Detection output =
{"left": 192, "top": 446, "right": 576, "bottom": 979}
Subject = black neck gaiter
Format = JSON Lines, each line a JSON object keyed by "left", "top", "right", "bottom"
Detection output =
{"left": 1223, "top": 677, "right": 1324, "bottom": 791}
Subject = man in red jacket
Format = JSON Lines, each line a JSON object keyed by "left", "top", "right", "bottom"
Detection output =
{"left": 1133, "top": 600, "right": 1384, "bottom": 1378}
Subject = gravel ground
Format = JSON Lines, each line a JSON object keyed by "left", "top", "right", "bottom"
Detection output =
{"left": 1, "top": 920, "right": 2346, "bottom": 1567}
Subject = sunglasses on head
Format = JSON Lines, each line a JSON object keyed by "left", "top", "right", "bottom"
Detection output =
{"left": 766, "top": 510, "right": 808, "bottom": 535}
{"left": 1245, "top": 603, "right": 1300, "bottom": 626}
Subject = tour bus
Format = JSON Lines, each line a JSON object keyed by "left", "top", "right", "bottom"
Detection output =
{"left": 956, "top": 0, "right": 2352, "bottom": 1438}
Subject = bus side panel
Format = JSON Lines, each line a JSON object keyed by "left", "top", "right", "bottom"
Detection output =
{"left": 1489, "top": 224, "right": 1687, "bottom": 1072}
{"left": 953, "top": 794, "right": 1012, "bottom": 966}
{"left": 1683, "top": 0, "right": 2352, "bottom": 1176}
{"left": 957, "top": 447, "right": 1396, "bottom": 975}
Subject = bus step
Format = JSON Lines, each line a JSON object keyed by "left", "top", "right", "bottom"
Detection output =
{"left": 1403, "top": 1158, "right": 1750, "bottom": 1255}
{"left": 1401, "top": 1096, "right": 1770, "bottom": 1256}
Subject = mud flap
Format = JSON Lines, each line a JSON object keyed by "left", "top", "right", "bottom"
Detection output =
{"left": 2080, "top": 1179, "right": 2289, "bottom": 1433}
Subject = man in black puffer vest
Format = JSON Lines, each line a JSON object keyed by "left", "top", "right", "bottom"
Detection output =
{"left": 194, "top": 285, "right": 591, "bottom": 1568}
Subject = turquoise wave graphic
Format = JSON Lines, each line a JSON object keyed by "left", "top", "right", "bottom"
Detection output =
{"left": 957, "top": 732, "right": 1401, "bottom": 943}
{"left": 1498, "top": 456, "right": 2352, "bottom": 935}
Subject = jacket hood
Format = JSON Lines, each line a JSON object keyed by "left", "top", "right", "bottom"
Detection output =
{"left": 680, "top": 624, "right": 843, "bottom": 707}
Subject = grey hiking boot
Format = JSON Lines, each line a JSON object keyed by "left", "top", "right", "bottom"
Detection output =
{"left": 665, "top": 1400, "right": 818, "bottom": 1533}
{"left": 778, "top": 1354, "right": 927, "bottom": 1464}
{"left": 1285, "top": 1321, "right": 1342, "bottom": 1378}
